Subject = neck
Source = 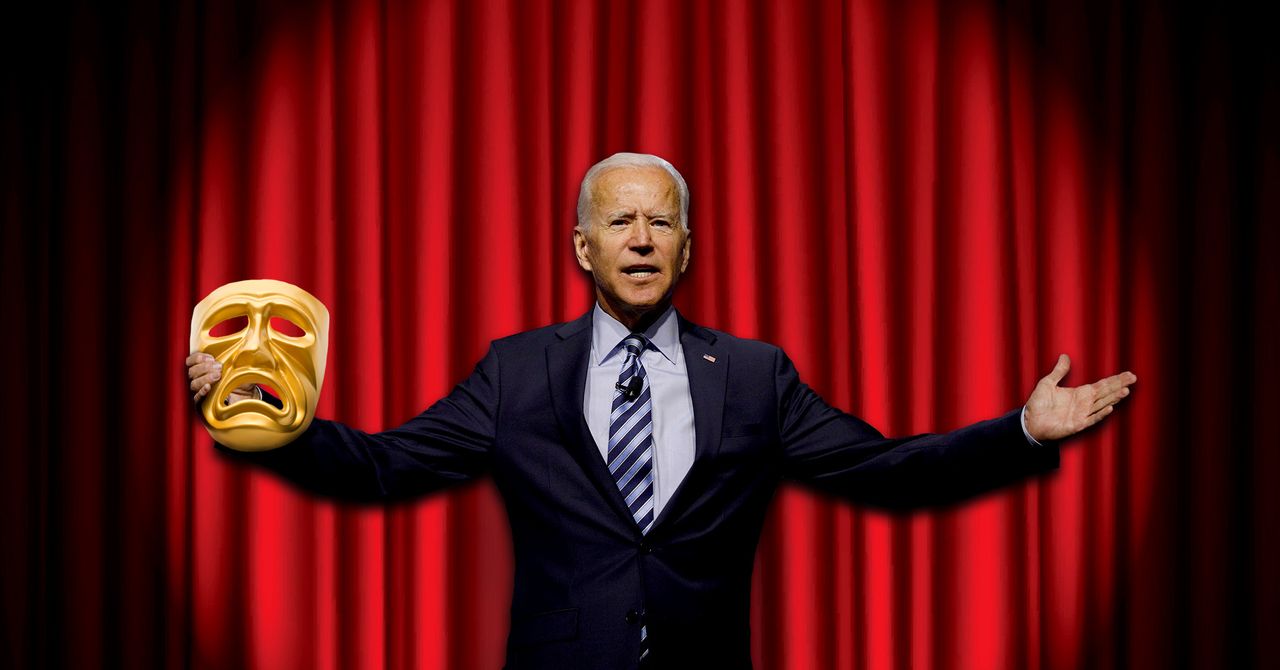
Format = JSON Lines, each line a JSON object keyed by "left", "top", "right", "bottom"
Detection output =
{"left": 596, "top": 295, "right": 671, "bottom": 333}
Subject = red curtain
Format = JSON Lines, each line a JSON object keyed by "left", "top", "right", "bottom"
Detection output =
{"left": 3, "top": 0, "right": 1276, "bottom": 668}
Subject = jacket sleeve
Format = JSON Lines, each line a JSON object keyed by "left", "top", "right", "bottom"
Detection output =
{"left": 214, "top": 344, "right": 500, "bottom": 502}
{"left": 774, "top": 348, "right": 1059, "bottom": 510}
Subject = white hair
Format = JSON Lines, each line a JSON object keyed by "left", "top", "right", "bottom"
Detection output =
{"left": 575, "top": 152, "right": 690, "bottom": 231}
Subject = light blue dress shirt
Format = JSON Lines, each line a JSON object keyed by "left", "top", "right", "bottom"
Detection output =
{"left": 582, "top": 303, "right": 1044, "bottom": 519}
{"left": 584, "top": 304, "right": 696, "bottom": 518}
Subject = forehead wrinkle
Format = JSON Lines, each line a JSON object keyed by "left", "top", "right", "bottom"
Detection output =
{"left": 598, "top": 198, "right": 678, "bottom": 217}
{"left": 211, "top": 293, "right": 314, "bottom": 314}
{"left": 591, "top": 167, "right": 680, "bottom": 209}
{"left": 202, "top": 298, "right": 319, "bottom": 336}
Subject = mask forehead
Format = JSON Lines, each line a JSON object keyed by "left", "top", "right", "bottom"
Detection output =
{"left": 190, "top": 279, "right": 330, "bottom": 451}
{"left": 193, "top": 279, "right": 328, "bottom": 336}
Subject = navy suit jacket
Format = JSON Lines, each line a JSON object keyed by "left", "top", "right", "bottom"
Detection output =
{"left": 222, "top": 310, "right": 1059, "bottom": 669}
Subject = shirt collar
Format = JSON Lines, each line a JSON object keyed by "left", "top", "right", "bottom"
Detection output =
{"left": 591, "top": 303, "right": 681, "bottom": 367}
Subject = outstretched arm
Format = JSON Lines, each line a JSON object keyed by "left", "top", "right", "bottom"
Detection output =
{"left": 1023, "top": 354, "right": 1137, "bottom": 443}
{"left": 207, "top": 345, "right": 500, "bottom": 502}
{"left": 777, "top": 349, "right": 1059, "bottom": 510}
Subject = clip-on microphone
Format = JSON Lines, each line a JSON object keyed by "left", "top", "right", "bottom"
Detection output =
{"left": 615, "top": 375, "right": 643, "bottom": 401}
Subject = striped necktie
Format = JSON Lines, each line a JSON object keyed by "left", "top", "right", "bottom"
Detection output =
{"left": 608, "top": 333, "right": 656, "bottom": 534}
{"left": 609, "top": 333, "right": 655, "bottom": 661}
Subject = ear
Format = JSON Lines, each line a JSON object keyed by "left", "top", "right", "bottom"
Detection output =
{"left": 679, "top": 229, "right": 691, "bottom": 273}
{"left": 573, "top": 228, "right": 593, "bottom": 272}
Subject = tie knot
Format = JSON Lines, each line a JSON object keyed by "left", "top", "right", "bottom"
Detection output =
{"left": 621, "top": 333, "right": 649, "bottom": 357}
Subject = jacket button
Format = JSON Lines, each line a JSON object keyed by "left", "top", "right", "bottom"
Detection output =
{"left": 639, "top": 541, "right": 653, "bottom": 554}
{"left": 625, "top": 609, "right": 640, "bottom": 625}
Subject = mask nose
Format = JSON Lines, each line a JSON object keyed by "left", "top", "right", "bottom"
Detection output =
{"left": 233, "top": 315, "right": 276, "bottom": 369}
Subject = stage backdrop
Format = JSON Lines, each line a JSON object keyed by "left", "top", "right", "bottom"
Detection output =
{"left": 3, "top": 0, "right": 1277, "bottom": 668}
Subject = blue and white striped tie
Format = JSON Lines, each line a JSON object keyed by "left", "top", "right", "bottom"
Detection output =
{"left": 608, "top": 333, "right": 654, "bottom": 660}
{"left": 609, "top": 333, "right": 656, "bottom": 533}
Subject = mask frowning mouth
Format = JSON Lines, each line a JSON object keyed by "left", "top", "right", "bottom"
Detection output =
{"left": 213, "top": 370, "right": 290, "bottom": 419}
{"left": 190, "top": 279, "right": 330, "bottom": 451}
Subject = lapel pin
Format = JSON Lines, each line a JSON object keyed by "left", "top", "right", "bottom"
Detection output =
{"left": 703, "top": 354, "right": 717, "bottom": 363}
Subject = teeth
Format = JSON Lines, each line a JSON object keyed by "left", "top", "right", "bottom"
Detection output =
{"left": 627, "top": 271, "right": 654, "bottom": 278}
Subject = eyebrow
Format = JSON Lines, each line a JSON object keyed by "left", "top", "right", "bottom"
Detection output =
{"left": 602, "top": 210, "right": 677, "bottom": 220}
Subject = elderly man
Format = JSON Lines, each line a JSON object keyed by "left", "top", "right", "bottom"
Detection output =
{"left": 187, "top": 153, "right": 1136, "bottom": 669}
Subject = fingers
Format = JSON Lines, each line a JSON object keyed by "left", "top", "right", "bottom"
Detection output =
{"left": 188, "top": 361, "right": 222, "bottom": 381}
{"left": 1098, "top": 370, "right": 1137, "bottom": 390}
{"left": 1043, "top": 353, "right": 1071, "bottom": 385}
{"left": 187, "top": 352, "right": 221, "bottom": 403}
{"left": 187, "top": 352, "right": 217, "bottom": 378}
{"left": 187, "top": 352, "right": 257, "bottom": 405}
{"left": 1084, "top": 370, "right": 1138, "bottom": 409}
{"left": 189, "top": 371, "right": 220, "bottom": 393}
{"left": 1083, "top": 404, "right": 1114, "bottom": 428}
{"left": 1088, "top": 367, "right": 1138, "bottom": 411}
{"left": 1090, "top": 384, "right": 1131, "bottom": 413}
{"left": 188, "top": 360, "right": 222, "bottom": 385}
{"left": 190, "top": 370, "right": 220, "bottom": 401}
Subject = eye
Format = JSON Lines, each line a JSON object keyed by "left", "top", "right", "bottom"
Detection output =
{"left": 609, "top": 219, "right": 628, "bottom": 227}
{"left": 209, "top": 316, "right": 248, "bottom": 337}
{"left": 270, "top": 317, "right": 306, "bottom": 337}
{"left": 652, "top": 219, "right": 671, "bottom": 228}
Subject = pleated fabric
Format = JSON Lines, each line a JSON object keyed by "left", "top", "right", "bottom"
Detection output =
{"left": 1, "top": 0, "right": 1276, "bottom": 668}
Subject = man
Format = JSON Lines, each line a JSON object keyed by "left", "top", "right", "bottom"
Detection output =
{"left": 187, "top": 153, "right": 1136, "bottom": 669}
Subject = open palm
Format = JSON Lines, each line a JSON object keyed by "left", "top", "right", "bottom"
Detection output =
{"left": 1024, "top": 354, "right": 1137, "bottom": 442}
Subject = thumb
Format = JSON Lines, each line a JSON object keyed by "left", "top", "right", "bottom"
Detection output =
{"left": 1044, "top": 353, "right": 1070, "bottom": 385}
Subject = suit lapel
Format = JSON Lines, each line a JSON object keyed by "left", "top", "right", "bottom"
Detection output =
{"left": 545, "top": 312, "right": 639, "bottom": 530}
{"left": 650, "top": 315, "right": 727, "bottom": 534}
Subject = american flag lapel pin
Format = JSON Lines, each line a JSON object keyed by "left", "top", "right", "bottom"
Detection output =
{"left": 703, "top": 354, "right": 717, "bottom": 363}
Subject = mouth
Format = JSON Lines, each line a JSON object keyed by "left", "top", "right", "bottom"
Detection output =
{"left": 621, "top": 264, "right": 660, "bottom": 280}
{"left": 216, "top": 369, "right": 290, "bottom": 419}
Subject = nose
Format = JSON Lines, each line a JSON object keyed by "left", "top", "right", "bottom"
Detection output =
{"left": 233, "top": 315, "right": 276, "bottom": 369}
{"left": 628, "top": 220, "right": 654, "bottom": 253}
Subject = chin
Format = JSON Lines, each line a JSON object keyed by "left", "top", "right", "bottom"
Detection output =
{"left": 620, "top": 292, "right": 664, "bottom": 311}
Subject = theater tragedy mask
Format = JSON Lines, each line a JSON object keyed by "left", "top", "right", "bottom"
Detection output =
{"left": 190, "top": 279, "right": 330, "bottom": 451}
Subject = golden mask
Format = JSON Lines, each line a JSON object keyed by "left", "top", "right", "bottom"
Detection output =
{"left": 190, "top": 279, "right": 329, "bottom": 451}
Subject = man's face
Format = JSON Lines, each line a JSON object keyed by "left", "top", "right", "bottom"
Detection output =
{"left": 573, "top": 166, "right": 691, "bottom": 325}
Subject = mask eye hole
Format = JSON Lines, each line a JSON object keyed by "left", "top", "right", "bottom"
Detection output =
{"left": 209, "top": 316, "right": 248, "bottom": 337}
{"left": 270, "top": 317, "right": 306, "bottom": 337}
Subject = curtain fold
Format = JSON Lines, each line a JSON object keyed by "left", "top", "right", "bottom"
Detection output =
{"left": 2, "top": 0, "right": 1275, "bottom": 667}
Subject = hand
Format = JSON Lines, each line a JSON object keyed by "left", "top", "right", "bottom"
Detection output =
{"left": 187, "top": 352, "right": 256, "bottom": 404}
{"left": 1023, "top": 354, "right": 1137, "bottom": 442}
